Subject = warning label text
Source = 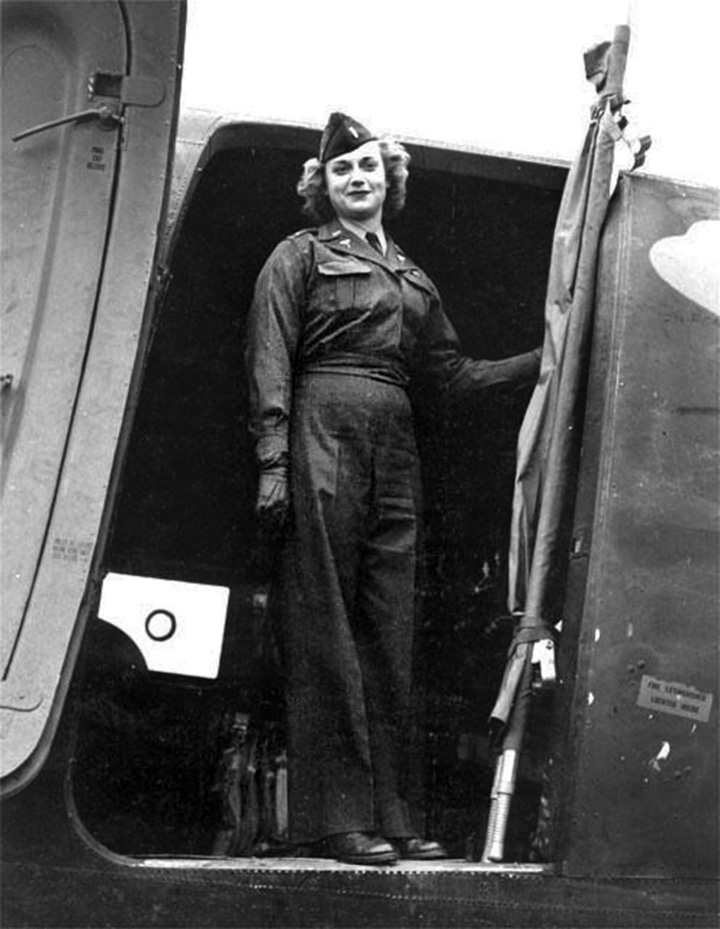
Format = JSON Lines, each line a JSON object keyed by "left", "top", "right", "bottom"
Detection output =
{"left": 638, "top": 675, "right": 713, "bottom": 723}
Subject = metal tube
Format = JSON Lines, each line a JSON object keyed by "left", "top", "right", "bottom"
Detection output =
{"left": 482, "top": 749, "right": 520, "bottom": 862}
{"left": 481, "top": 754, "right": 503, "bottom": 861}
{"left": 481, "top": 651, "right": 533, "bottom": 861}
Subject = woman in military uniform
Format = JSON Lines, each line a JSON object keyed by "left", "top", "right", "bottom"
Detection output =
{"left": 246, "top": 112, "right": 541, "bottom": 865}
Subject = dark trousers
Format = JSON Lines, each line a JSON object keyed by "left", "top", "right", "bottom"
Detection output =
{"left": 278, "top": 373, "right": 421, "bottom": 844}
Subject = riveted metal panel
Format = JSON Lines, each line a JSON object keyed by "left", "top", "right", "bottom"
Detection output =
{"left": 562, "top": 175, "right": 719, "bottom": 878}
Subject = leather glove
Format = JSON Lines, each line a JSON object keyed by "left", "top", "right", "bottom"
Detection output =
{"left": 256, "top": 466, "right": 289, "bottom": 534}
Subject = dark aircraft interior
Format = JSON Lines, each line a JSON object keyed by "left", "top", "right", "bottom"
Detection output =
{"left": 70, "top": 128, "right": 564, "bottom": 862}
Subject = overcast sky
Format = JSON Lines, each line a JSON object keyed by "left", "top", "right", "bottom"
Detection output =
{"left": 181, "top": 0, "right": 719, "bottom": 187}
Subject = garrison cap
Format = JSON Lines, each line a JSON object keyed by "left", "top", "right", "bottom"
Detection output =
{"left": 319, "top": 112, "right": 376, "bottom": 163}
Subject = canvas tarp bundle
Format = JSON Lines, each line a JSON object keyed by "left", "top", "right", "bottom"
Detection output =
{"left": 491, "top": 25, "right": 649, "bottom": 730}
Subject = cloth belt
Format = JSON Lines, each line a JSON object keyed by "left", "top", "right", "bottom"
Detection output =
{"left": 301, "top": 354, "right": 410, "bottom": 388}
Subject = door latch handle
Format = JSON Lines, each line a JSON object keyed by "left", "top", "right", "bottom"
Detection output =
{"left": 12, "top": 103, "right": 122, "bottom": 143}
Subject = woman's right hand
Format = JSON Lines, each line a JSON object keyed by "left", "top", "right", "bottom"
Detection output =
{"left": 256, "top": 466, "right": 289, "bottom": 534}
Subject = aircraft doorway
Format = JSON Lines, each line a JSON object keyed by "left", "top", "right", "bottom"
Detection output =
{"left": 70, "top": 123, "right": 564, "bottom": 861}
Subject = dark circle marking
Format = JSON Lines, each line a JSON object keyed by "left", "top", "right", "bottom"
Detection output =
{"left": 145, "top": 609, "right": 177, "bottom": 642}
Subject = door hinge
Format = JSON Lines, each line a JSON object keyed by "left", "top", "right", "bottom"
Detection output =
{"left": 152, "top": 265, "right": 173, "bottom": 308}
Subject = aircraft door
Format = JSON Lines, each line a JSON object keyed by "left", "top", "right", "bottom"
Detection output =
{"left": 2, "top": 2, "right": 125, "bottom": 675}
{"left": 0, "top": 0, "right": 184, "bottom": 792}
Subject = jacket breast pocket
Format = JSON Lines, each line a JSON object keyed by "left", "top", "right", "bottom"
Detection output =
{"left": 314, "top": 259, "right": 373, "bottom": 313}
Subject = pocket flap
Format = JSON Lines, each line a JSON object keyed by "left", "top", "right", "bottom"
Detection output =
{"left": 317, "top": 259, "right": 373, "bottom": 276}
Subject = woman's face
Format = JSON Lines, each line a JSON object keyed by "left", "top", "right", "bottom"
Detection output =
{"left": 325, "top": 140, "right": 387, "bottom": 224}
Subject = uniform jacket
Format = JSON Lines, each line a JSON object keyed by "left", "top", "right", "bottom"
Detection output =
{"left": 246, "top": 219, "right": 540, "bottom": 470}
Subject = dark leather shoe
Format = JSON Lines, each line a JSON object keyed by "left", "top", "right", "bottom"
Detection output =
{"left": 315, "top": 832, "right": 397, "bottom": 865}
{"left": 391, "top": 836, "right": 448, "bottom": 860}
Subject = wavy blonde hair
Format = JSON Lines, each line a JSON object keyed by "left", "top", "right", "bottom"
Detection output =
{"left": 297, "top": 139, "right": 411, "bottom": 224}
